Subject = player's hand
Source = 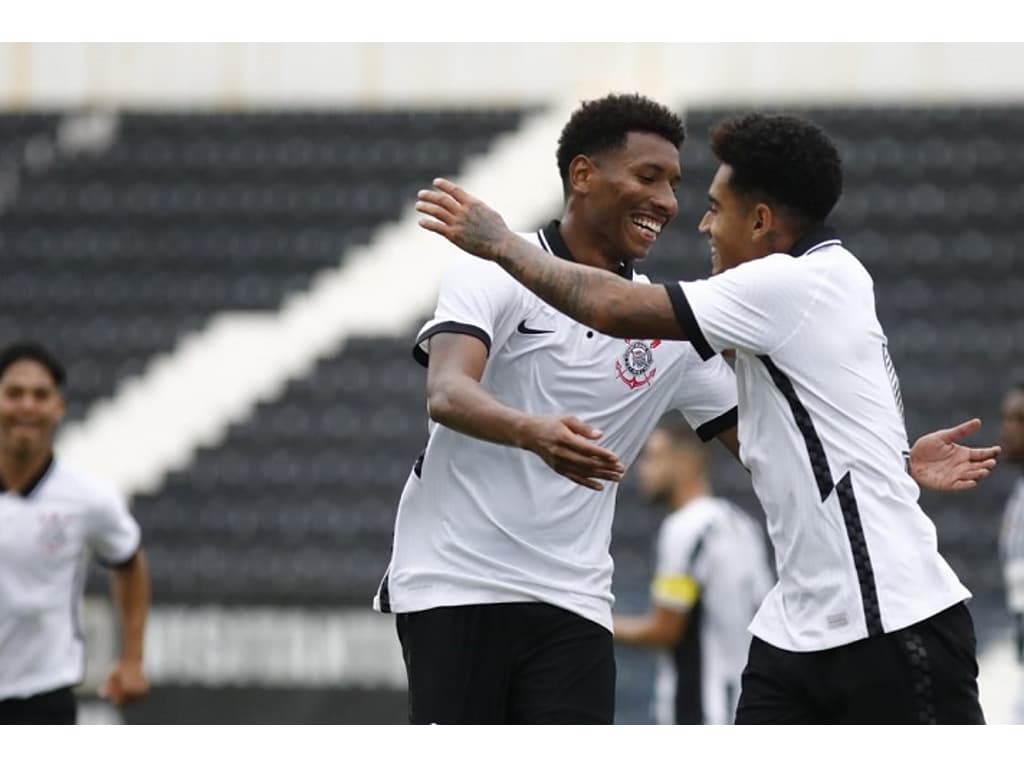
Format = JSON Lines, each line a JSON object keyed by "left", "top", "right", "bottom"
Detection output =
{"left": 416, "top": 178, "right": 513, "bottom": 262}
{"left": 100, "top": 658, "right": 150, "bottom": 706}
{"left": 909, "top": 418, "right": 1001, "bottom": 492}
{"left": 518, "top": 415, "right": 625, "bottom": 491}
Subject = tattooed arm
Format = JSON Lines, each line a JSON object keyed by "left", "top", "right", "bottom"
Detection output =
{"left": 416, "top": 178, "right": 687, "bottom": 341}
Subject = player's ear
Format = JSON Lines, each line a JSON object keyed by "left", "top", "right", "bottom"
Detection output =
{"left": 568, "top": 155, "right": 596, "bottom": 196}
{"left": 751, "top": 202, "right": 774, "bottom": 241}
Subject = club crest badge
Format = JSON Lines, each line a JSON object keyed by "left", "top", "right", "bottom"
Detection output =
{"left": 37, "top": 512, "right": 68, "bottom": 556}
{"left": 615, "top": 339, "right": 661, "bottom": 390}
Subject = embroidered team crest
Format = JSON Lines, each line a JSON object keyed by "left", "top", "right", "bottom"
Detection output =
{"left": 37, "top": 512, "right": 68, "bottom": 556}
{"left": 615, "top": 339, "right": 661, "bottom": 390}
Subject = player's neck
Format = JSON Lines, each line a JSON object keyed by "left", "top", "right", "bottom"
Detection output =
{"left": 557, "top": 215, "right": 624, "bottom": 273}
{"left": 671, "top": 481, "right": 711, "bottom": 512}
{"left": 0, "top": 445, "right": 52, "bottom": 493}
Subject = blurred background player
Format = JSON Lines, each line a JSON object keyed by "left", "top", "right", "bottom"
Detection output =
{"left": 999, "top": 381, "right": 1024, "bottom": 722}
{"left": 0, "top": 343, "right": 150, "bottom": 724}
{"left": 614, "top": 417, "right": 772, "bottom": 724}
{"left": 374, "top": 94, "right": 741, "bottom": 724}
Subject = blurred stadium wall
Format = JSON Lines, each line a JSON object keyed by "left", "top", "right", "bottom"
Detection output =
{"left": 0, "top": 43, "right": 1022, "bottom": 723}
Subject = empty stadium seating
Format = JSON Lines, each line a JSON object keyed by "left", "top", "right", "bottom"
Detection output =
{"left": 0, "top": 108, "right": 526, "bottom": 420}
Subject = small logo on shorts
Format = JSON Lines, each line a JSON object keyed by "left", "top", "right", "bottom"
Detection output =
{"left": 615, "top": 339, "right": 660, "bottom": 390}
{"left": 827, "top": 612, "right": 849, "bottom": 629}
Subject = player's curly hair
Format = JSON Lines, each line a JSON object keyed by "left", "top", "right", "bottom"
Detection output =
{"left": 709, "top": 113, "right": 842, "bottom": 224}
{"left": 0, "top": 341, "right": 66, "bottom": 389}
{"left": 556, "top": 93, "right": 685, "bottom": 189}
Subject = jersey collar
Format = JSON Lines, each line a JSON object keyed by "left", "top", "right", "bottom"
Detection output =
{"left": 787, "top": 225, "right": 842, "bottom": 258}
{"left": 0, "top": 453, "right": 55, "bottom": 498}
{"left": 539, "top": 220, "right": 634, "bottom": 279}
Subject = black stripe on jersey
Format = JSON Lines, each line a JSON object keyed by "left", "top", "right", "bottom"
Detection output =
{"left": 836, "top": 472, "right": 883, "bottom": 637}
{"left": 663, "top": 284, "right": 716, "bottom": 361}
{"left": 102, "top": 548, "right": 141, "bottom": 570}
{"left": 412, "top": 321, "right": 492, "bottom": 368}
{"left": 696, "top": 406, "right": 738, "bottom": 443}
{"left": 759, "top": 355, "right": 884, "bottom": 637}
{"left": 758, "top": 355, "right": 833, "bottom": 502}
{"left": 377, "top": 569, "right": 392, "bottom": 613}
{"left": 673, "top": 596, "right": 704, "bottom": 724}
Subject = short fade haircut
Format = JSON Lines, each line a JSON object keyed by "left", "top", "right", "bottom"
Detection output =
{"left": 709, "top": 112, "right": 843, "bottom": 224}
{"left": 0, "top": 342, "right": 66, "bottom": 389}
{"left": 556, "top": 93, "right": 685, "bottom": 191}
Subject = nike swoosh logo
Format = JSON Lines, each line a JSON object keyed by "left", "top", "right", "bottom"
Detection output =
{"left": 517, "top": 320, "right": 554, "bottom": 335}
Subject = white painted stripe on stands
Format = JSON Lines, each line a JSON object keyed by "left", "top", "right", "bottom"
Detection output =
{"left": 56, "top": 103, "right": 569, "bottom": 496}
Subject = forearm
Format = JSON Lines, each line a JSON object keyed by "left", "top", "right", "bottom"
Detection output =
{"left": 428, "top": 373, "right": 533, "bottom": 449}
{"left": 111, "top": 550, "right": 150, "bottom": 662}
{"left": 495, "top": 235, "right": 685, "bottom": 340}
{"left": 613, "top": 615, "right": 675, "bottom": 649}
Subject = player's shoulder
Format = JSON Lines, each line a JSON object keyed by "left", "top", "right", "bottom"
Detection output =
{"left": 49, "top": 458, "right": 125, "bottom": 507}
{"left": 442, "top": 230, "right": 540, "bottom": 288}
{"left": 663, "top": 498, "right": 720, "bottom": 538}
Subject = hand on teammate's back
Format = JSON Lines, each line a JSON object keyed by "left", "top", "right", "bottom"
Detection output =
{"left": 416, "top": 178, "right": 511, "bottom": 261}
{"left": 910, "top": 418, "right": 1001, "bottom": 492}
{"left": 518, "top": 414, "right": 625, "bottom": 491}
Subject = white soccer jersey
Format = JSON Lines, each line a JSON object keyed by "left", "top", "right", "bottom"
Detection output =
{"left": 650, "top": 497, "right": 772, "bottom": 725}
{"left": 0, "top": 456, "right": 140, "bottom": 700}
{"left": 1000, "top": 477, "right": 1024, "bottom": 612}
{"left": 666, "top": 226, "right": 970, "bottom": 652}
{"left": 374, "top": 221, "right": 739, "bottom": 631}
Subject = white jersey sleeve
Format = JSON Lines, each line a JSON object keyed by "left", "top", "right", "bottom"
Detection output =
{"left": 665, "top": 253, "right": 820, "bottom": 360}
{"left": 86, "top": 481, "right": 142, "bottom": 567}
{"left": 651, "top": 515, "right": 710, "bottom": 610}
{"left": 413, "top": 250, "right": 522, "bottom": 367}
{"left": 669, "top": 352, "right": 738, "bottom": 442}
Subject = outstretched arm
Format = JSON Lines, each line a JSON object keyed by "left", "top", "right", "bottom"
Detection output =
{"left": 416, "top": 178, "right": 684, "bottom": 340}
{"left": 909, "top": 418, "right": 1000, "bottom": 492}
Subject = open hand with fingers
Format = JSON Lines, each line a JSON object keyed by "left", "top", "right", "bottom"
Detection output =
{"left": 518, "top": 414, "right": 625, "bottom": 491}
{"left": 910, "top": 418, "right": 1001, "bottom": 492}
{"left": 416, "top": 178, "right": 513, "bottom": 262}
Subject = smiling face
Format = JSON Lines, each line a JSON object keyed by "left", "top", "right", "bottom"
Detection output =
{"left": 0, "top": 359, "right": 65, "bottom": 461}
{"left": 697, "top": 163, "right": 771, "bottom": 275}
{"left": 573, "top": 131, "right": 681, "bottom": 262}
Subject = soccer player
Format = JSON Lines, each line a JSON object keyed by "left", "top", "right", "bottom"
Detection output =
{"left": 415, "top": 112, "right": 1002, "bottom": 724}
{"left": 999, "top": 381, "right": 1024, "bottom": 722}
{"left": 374, "top": 94, "right": 742, "bottom": 724}
{"left": 614, "top": 417, "right": 772, "bottom": 724}
{"left": 0, "top": 343, "right": 150, "bottom": 724}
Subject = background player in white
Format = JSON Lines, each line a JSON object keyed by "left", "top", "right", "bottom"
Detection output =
{"left": 414, "top": 112, "right": 1001, "bottom": 723}
{"left": 375, "top": 94, "right": 741, "bottom": 724}
{"left": 0, "top": 343, "right": 150, "bottom": 724}
{"left": 614, "top": 417, "right": 772, "bottom": 724}
{"left": 998, "top": 381, "right": 1024, "bottom": 722}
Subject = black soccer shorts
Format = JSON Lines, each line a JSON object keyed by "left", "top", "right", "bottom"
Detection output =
{"left": 0, "top": 686, "right": 77, "bottom": 725}
{"left": 396, "top": 602, "right": 616, "bottom": 724}
{"left": 735, "top": 601, "right": 984, "bottom": 724}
